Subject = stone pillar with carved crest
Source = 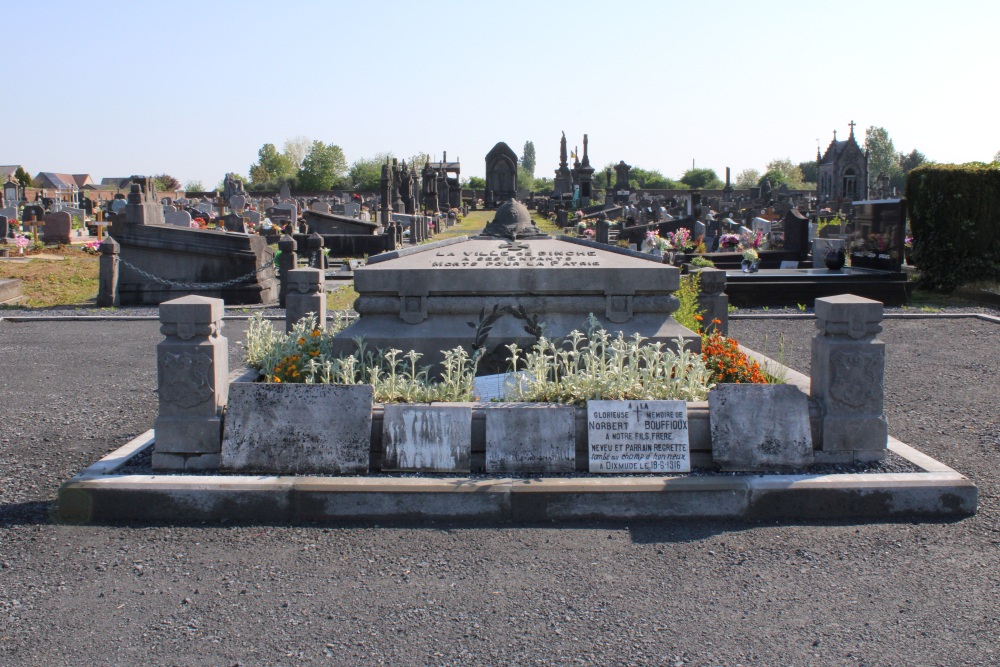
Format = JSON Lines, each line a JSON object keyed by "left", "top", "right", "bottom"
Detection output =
{"left": 810, "top": 294, "right": 888, "bottom": 462}
{"left": 152, "top": 295, "right": 229, "bottom": 470}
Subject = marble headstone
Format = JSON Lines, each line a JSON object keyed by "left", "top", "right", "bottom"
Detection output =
{"left": 381, "top": 403, "right": 472, "bottom": 472}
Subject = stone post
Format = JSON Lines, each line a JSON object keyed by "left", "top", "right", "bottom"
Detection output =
{"left": 596, "top": 217, "right": 610, "bottom": 245}
{"left": 96, "top": 237, "right": 120, "bottom": 307}
{"left": 811, "top": 295, "right": 887, "bottom": 462}
{"left": 304, "top": 231, "right": 324, "bottom": 269}
{"left": 695, "top": 267, "right": 728, "bottom": 336}
{"left": 277, "top": 234, "right": 297, "bottom": 308}
{"left": 285, "top": 268, "right": 326, "bottom": 332}
{"left": 152, "top": 296, "right": 228, "bottom": 471}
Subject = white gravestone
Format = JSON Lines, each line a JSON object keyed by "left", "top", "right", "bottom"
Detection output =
{"left": 588, "top": 400, "right": 690, "bottom": 473}
{"left": 165, "top": 210, "right": 193, "bottom": 227}
{"left": 381, "top": 403, "right": 472, "bottom": 472}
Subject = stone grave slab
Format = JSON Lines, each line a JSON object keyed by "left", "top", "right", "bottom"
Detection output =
{"left": 42, "top": 211, "right": 72, "bottom": 244}
{"left": 708, "top": 384, "right": 813, "bottom": 470}
{"left": 588, "top": 400, "right": 690, "bottom": 473}
{"left": 165, "top": 210, "right": 192, "bottom": 227}
{"left": 221, "top": 383, "right": 373, "bottom": 474}
{"left": 382, "top": 403, "right": 472, "bottom": 472}
{"left": 484, "top": 404, "right": 576, "bottom": 473}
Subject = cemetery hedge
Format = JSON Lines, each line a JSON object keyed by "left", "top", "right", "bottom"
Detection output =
{"left": 907, "top": 163, "right": 1000, "bottom": 291}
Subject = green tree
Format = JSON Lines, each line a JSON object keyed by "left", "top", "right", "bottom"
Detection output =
{"left": 798, "top": 160, "right": 818, "bottom": 184}
{"left": 532, "top": 176, "right": 553, "bottom": 195}
{"left": 680, "top": 167, "right": 724, "bottom": 189}
{"left": 297, "top": 141, "right": 348, "bottom": 191}
{"left": 521, "top": 140, "right": 536, "bottom": 176}
{"left": 899, "top": 149, "right": 927, "bottom": 173}
{"left": 761, "top": 158, "right": 805, "bottom": 188}
{"left": 735, "top": 168, "right": 761, "bottom": 189}
{"left": 864, "top": 126, "right": 903, "bottom": 188}
{"left": 349, "top": 152, "right": 393, "bottom": 192}
{"left": 994, "top": 150, "right": 1000, "bottom": 163}
{"left": 183, "top": 179, "right": 204, "bottom": 192}
{"left": 249, "top": 143, "right": 293, "bottom": 187}
{"left": 463, "top": 176, "right": 486, "bottom": 190}
{"left": 153, "top": 174, "right": 181, "bottom": 191}
{"left": 13, "top": 166, "right": 31, "bottom": 189}
{"left": 516, "top": 165, "right": 535, "bottom": 192}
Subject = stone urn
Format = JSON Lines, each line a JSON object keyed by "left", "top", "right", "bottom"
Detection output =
{"left": 824, "top": 248, "right": 846, "bottom": 271}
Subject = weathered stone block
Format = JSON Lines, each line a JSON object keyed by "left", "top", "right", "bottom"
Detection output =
{"left": 709, "top": 384, "right": 813, "bottom": 470}
{"left": 285, "top": 267, "right": 326, "bottom": 331}
{"left": 382, "top": 403, "right": 472, "bottom": 472}
{"left": 221, "top": 383, "right": 373, "bottom": 474}
{"left": 484, "top": 404, "right": 576, "bottom": 473}
{"left": 153, "top": 296, "right": 228, "bottom": 470}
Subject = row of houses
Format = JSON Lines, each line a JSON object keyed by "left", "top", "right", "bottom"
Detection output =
{"left": 0, "top": 165, "right": 134, "bottom": 192}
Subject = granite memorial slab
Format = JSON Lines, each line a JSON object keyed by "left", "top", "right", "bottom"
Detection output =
{"left": 484, "top": 403, "right": 576, "bottom": 473}
{"left": 708, "top": 384, "right": 813, "bottom": 470}
{"left": 221, "top": 383, "right": 373, "bottom": 474}
{"left": 334, "top": 201, "right": 699, "bottom": 370}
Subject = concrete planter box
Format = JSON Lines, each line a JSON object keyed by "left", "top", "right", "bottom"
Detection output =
{"left": 228, "top": 369, "right": 713, "bottom": 473}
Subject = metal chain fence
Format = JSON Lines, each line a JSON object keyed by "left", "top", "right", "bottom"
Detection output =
{"left": 116, "top": 257, "right": 276, "bottom": 290}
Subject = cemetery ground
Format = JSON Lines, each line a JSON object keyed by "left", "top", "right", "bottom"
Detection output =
{"left": 1, "top": 306, "right": 999, "bottom": 665}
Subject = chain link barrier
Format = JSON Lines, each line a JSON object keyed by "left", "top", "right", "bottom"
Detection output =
{"left": 116, "top": 257, "right": 276, "bottom": 290}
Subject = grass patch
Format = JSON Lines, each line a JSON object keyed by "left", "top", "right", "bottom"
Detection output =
{"left": 327, "top": 283, "right": 359, "bottom": 311}
{"left": 0, "top": 248, "right": 99, "bottom": 307}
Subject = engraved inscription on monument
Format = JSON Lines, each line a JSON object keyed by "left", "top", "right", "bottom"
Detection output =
{"left": 587, "top": 400, "right": 690, "bottom": 473}
{"left": 430, "top": 246, "right": 602, "bottom": 269}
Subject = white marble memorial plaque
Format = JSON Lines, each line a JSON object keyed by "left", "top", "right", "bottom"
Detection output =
{"left": 382, "top": 403, "right": 471, "bottom": 472}
{"left": 587, "top": 400, "right": 690, "bottom": 473}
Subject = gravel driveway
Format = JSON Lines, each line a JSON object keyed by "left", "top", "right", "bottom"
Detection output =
{"left": 1, "top": 311, "right": 997, "bottom": 667}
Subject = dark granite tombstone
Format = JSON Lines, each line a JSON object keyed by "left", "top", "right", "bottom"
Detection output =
{"left": 42, "top": 212, "right": 72, "bottom": 244}
{"left": 782, "top": 208, "right": 810, "bottom": 260}
{"left": 0, "top": 215, "right": 8, "bottom": 239}
{"left": 221, "top": 212, "right": 247, "bottom": 233}
{"left": 485, "top": 142, "right": 518, "bottom": 207}
{"left": 850, "top": 199, "right": 906, "bottom": 271}
{"left": 22, "top": 205, "right": 45, "bottom": 224}
{"left": 613, "top": 161, "right": 631, "bottom": 204}
{"left": 303, "top": 209, "right": 379, "bottom": 235}
{"left": 81, "top": 196, "right": 94, "bottom": 216}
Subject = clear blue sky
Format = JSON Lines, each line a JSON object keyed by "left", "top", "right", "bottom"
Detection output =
{"left": 7, "top": 0, "right": 998, "bottom": 188}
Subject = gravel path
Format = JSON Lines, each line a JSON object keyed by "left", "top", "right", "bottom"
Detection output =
{"left": 1, "top": 310, "right": 998, "bottom": 666}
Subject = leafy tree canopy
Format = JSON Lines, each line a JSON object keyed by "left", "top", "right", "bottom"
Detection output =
{"left": 521, "top": 141, "right": 536, "bottom": 176}
{"left": 282, "top": 136, "right": 311, "bottom": 172}
{"left": 13, "top": 166, "right": 31, "bottom": 189}
{"left": 735, "top": 168, "right": 761, "bottom": 189}
{"left": 153, "top": 174, "right": 181, "bottom": 191}
{"left": 798, "top": 160, "right": 818, "bottom": 184}
{"left": 249, "top": 143, "right": 294, "bottom": 188}
{"left": 899, "top": 149, "right": 927, "bottom": 173}
{"left": 761, "top": 158, "right": 806, "bottom": 188}
{"left": 680, "top": 167, "right": 723, "bottom": 189}
{"left": 184, "top": 180, "right": 204, "bottom": 192}
{"left": 297, "top": 141, "right": 348, "bottom": 191}
{"left": 463, "top": 176, "right": 486, "bottom": 190}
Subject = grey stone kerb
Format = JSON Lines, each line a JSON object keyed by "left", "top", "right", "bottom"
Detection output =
{"left": 285, "top": 267, "right": 326, "bottom": 332}
{"left": 152, "top": 296, "right": 229, "bottom": 471}
{"left": 811, "top": 294, "right": 888, "bottom": 462}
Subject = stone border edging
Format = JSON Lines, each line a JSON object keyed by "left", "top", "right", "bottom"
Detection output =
{"left": 56, "top": 431, "right": 977, "bottom": 524}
